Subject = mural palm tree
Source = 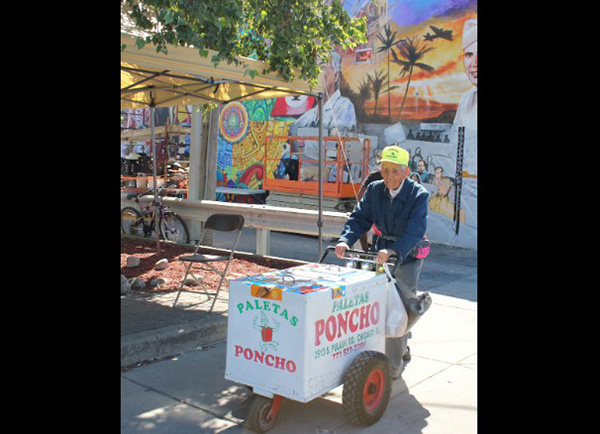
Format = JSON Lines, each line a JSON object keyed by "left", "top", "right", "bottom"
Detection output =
{"left": 391, "top": 35, "right": 435, "bottom": 118}
{"left": 357, "top": 77, "right": 372, "bottom": 106}
{"left": 367, "top": 70, "right": 387, "bottom": 116}
{"left": 376, "top": 24, "right": 403, "bottom": 123}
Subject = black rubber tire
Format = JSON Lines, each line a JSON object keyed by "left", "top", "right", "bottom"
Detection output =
{"left": 246, "top": 395, "right": 277, "bottom": 433}
{"left": 121, "top": 207, "right": 143, "bottom": 237}
{"left": 342, "top": 350, "right": 392, "bottom": 426}
{"left": 160, "top": 211, "right": 190, "bottom": 244}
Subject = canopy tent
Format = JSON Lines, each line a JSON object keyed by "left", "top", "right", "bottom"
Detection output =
{"left": 121, "top": 32, "right": 327, "bottom": 256}
{"left": 121, "top": 33, "right": 322, "bottom": 107}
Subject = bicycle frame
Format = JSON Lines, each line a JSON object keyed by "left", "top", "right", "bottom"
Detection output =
{"left": 128, "top": 184, "right": 172, "bottom": 237}
{"left": 123, "top": 177, "right": 190, "bottom": 248}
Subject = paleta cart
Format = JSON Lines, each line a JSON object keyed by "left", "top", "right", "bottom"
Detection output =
{"left": 225, "top": 247, "right": 398, "bottom": 432}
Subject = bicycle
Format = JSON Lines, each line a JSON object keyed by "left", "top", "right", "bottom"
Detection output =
{"left": 121, "top": 180, "right": 190, "bottom": 244}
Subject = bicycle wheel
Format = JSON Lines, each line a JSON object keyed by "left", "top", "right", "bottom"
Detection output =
{"left": 121, "top": 207, "right": 143, "bottom": 237}
{"left": 160, "top": 211, "right": 190, "bottom": 244}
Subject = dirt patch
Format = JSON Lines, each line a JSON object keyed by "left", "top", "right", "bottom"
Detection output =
{"left": 121, "top": 237, "right": 296, "bottom": 293}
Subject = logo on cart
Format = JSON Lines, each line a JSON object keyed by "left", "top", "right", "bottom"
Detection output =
{"left": 253, "top": 311, "right": 280, "bottom": 352}
{"left": 250, "top": 283, "right": 282, "bottom": 300}
{"left": 331, "top": 285, "right": 345, "bottom": 299}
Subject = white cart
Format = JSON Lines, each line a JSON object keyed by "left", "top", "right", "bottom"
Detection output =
{"left": 225, "top": 248, "right": 396, "bottom": 432}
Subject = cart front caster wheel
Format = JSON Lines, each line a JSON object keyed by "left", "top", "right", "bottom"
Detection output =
{"left": 246, "top": 395, "right": 281, "bottom": 433}
{"left": 342, "top": 350, "right": 392, "bottom": 426}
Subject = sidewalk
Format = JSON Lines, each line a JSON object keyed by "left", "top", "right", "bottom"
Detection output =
{"left": 121, "top": 271, "right": 477, "bottom": 433}
{"left": 121, "top": 288, "right": 231, "bottom": 367}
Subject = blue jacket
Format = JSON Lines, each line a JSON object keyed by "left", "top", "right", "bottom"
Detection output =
{"left": 339, "top": 178, "right": 429, "bottom": 263}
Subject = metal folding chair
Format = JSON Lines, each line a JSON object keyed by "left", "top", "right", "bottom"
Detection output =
{"left": 172, "top": 214, "right": 245, "bottom": 310}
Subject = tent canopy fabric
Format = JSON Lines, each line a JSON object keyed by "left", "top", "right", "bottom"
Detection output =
{"left": 121, "top": 33, "right": 323, "bottom": 108}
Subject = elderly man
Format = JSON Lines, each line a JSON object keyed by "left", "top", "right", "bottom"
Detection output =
{"left": 290, "top": 51, "right": 356, "bottom": 133}
{"left": 335, "top": 145, "right": 429, "bottom": 379}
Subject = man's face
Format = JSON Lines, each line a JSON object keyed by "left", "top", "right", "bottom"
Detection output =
{"left": 417, "top": 160, "right": 426, "bottom": 173}
{"left": 381, "top": 161, "right": 408, "bottom": 190}
{"left": 463, "top": 41, "right": 477, "bottom": 86}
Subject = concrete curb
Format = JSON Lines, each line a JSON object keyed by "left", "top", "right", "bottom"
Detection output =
{"left": 121, "top": 315, "right": 228, "bottom": 367}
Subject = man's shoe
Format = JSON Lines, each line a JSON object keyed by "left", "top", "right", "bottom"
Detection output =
{"left": 402, "top": 346, "right": 411, "bottom": 361}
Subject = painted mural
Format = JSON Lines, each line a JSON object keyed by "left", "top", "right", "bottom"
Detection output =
{"left": 121, "top": 1, "right": 477, "bottom": 248}
{"left": 214, "top": 0, "right": 477, "bottom": 248}
{"left": 215, "top": 98, "right": 288, "bottom": 203}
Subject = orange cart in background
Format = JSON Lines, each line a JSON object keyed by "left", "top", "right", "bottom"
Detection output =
{"left": 263, "top": 136, "right": 371, "bottom": 199}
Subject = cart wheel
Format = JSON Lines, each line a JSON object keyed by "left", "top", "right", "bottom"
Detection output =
{"left": 246, "top": 395, "right": 278, "bottom": 433}
{"left": 342, "top": 350, "right": 392, "bottom": 426}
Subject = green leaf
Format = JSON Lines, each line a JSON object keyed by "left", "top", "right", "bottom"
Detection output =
{"left": 164, "top": 10, "right": 173, "bottom": 25}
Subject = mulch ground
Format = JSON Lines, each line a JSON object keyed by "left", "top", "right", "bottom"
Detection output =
{"left": 121, "top": 236, "right": 296, "bottom": 293}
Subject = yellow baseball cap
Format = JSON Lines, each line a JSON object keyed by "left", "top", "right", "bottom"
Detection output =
{"left": 380, "top": 145, "right": 409, "bottom": 166}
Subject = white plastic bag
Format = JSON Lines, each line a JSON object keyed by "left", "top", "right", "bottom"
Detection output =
{"left": 385, "top": 281, "right": 408, "bottom": 338}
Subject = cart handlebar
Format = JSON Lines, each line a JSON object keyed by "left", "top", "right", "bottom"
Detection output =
{"left": 319, "top": 246, "right": 400, "bottom": 282}
{"left": 320, "top": 245, "right": 397, "bottom": 263}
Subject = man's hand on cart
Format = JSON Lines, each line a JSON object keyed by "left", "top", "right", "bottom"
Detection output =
{"left": 335, "top": 242, "right": 396, "bottom": 264}
{"left": 335, "top": 242, "right": 350, "bottom": 259}
{"left": 375, "top": 249, "right": 397, "bottom": 264}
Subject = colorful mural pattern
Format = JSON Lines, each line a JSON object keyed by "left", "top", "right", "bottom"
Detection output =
{"left": 215, "top": 98, "right": 291, "bottom": 203}
{"left": 219, "top": 102, "right": 249, "bottom": 142}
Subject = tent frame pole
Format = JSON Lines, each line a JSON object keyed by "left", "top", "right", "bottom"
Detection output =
{"left": 150, "top": 92, "right": 160, "bottom": 253}
{"left": 317, "top": 94, "right": 324, "bottom": 261}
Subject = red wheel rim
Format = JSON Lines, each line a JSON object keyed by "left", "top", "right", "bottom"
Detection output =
{"left": 258, "top": 403, "right": 274, "bottom": 429}
{"left": 363, "top": 368, "right": 385, "bottom": 411}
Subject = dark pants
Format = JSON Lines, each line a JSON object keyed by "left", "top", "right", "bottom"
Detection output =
{"left": 386, "top": 258, "right": 424, "bottom": 377}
